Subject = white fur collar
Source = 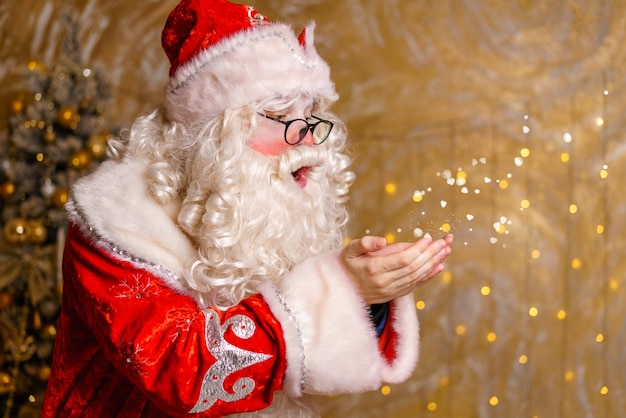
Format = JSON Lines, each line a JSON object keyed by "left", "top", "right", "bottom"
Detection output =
{"left": 69, "top": 156, "right": 196, "bottom": 290}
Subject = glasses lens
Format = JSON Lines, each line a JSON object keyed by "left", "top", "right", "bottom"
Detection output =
{"left": 312, "top": 121, "right": 332, "bottom": 144}
{"left": 285, "top": 119, "right": 309, "bottom": 145}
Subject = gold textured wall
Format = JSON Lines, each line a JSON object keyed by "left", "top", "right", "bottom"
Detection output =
{"left": 2, "top": 1, "right": 626, "bottom": 417}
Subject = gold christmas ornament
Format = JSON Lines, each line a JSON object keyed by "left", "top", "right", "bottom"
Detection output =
{"left": 56, "top": 105, "right": 80, "bottom": 130}
{"left": 32, "top": 310, "right": 42, "bottom": 330}
{"left": 37, "top": 365, "right": 51, "bottom": 382}
{"left": 8, "top": 94, "right": 25, "bottom": 115}
{"left": 68, "top": 149, "right": 92, "bottom": 170}
{"left": 29, "top": 219, "right": 48, "bottom": 244}
{"left": 87, "top": 133, "right": 111, "bottom": 159}
{"left": 3, "top": 217, "right": 31, "bottom": 244}
{"left": 0, "top": 180, "right": 16, "bottom": 198}
{"left": 42, "top": 125, "right": 56, "bottom": 143}
{"left": 41, "top": 324, "right": 57, "bottom": 341}
{"left": 0, "top": 372, "right": 11, "bottom": 394}
{"left": 0, "top": 291, "right": 15, "bottom": 310}
{"left": 50, "top": 187, "right": 69, "bottom": 208}
{"left": 27, "top": 60, "right": 45, "bottom": 72}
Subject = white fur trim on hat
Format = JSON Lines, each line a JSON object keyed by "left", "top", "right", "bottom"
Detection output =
{"left": 165, "top": 22, "right": 337, "bottom": 126}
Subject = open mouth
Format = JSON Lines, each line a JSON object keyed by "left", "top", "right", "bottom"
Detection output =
{"left": 282, "top": 147, "right": 325, "bottom": 189}
{"left": 291, "top": 166, "right": 312, "bottom": 188}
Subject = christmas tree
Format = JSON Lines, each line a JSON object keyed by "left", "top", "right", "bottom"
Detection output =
{"left": 0, "top": 14, "right": 113, "bottom": 417}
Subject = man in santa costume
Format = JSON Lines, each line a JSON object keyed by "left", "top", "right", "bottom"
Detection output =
{"left": 42, "top": 0, "right": 454, "bottom": 416}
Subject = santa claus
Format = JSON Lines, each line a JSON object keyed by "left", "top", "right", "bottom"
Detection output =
{"left": 42, "top": 0, "right": 453, "bottom": 416}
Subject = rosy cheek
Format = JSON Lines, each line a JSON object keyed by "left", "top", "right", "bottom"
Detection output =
{"left": 247, "top": 134, "right": 289, "bottom": 156}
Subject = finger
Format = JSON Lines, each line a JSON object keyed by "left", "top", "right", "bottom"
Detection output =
{"left": 443, "top": 233, "right": 455, "bottom": 246}
{"left": 367, "top": 241, "right": 413, "bottom": 256}
{"left": 388, "top": 244, "right": 451, "bottom": 291}
{"left": 372, "top": 237, "right": 453, "bottom": 298}
{"left": 360, "top": 236, "right": 387, "bottom": 253}
{"left": 424, "top": 261, "right": 446, "bottom": 281}
{"left": 386, "top": 263, "right": 443, "bottom": 298}
{"left": 381, "top": 236, "right": 445, "bottom": 273}
{"left": 411, "top": 263, "right": 444, "bottom": 290}
{"left": 410, "top": 246, "right": 451, "bottom": 283}
{"left": 344, "top": 236, "right": 386, "bottom": 258}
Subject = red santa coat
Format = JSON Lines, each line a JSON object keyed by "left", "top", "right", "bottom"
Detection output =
{"left": 42, "top": 157, "right": 420, "bottom": 417}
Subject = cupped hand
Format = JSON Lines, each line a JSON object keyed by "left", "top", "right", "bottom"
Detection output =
{"left": 340, "top": 234, "right": 454, "bottom": 304}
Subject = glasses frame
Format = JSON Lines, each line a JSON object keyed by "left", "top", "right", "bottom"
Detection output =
{"left": 258, "top": 113, "right": 334, "bottom": 145}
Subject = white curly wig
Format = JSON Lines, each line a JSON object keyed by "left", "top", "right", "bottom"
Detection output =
{"left": 108, "top": 94, "right": 355, "bottom": 309}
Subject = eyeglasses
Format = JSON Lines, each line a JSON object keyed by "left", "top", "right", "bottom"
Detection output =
{"left": 258, "top": 113, "right": 334, "bottom": 145}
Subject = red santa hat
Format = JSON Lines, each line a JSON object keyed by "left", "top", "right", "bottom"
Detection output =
{"left": 162, "top": 0, "right": 338, "bottom": 126}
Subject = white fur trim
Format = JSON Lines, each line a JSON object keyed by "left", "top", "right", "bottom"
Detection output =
{"left": 257, "top": 281, "right": 306, "bottom": 397}
{"left": 258, "top": 250, "right": 420, "bottom": 396}
{"left": 165, "top": 22, "right": 337, "bottom": 126}
{"left": 69, "top": 156, "right": 196, "bottom": 293}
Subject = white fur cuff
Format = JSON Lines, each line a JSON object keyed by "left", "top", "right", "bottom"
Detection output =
{"left": 259, "top": 250, "right": 420, "bottom": 397}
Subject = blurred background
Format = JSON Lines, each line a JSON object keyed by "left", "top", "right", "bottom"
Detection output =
{"left": 1, "top": 0, "right": 625, "bottom": 417}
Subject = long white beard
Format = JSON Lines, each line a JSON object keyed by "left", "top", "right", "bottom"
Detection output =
{"left": 190, "top": 142, "right": 349, "bottom": 307}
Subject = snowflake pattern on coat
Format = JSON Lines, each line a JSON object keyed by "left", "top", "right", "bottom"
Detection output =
{"left": 114, "top": 273, "right": 162, "bottom": 299}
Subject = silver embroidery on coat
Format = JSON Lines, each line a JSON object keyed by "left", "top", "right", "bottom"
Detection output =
{"left": 68, "top": 199, "right": 182, "bottom": 285}
{"left": 247, "top": 6, "right": 269, "bottom": 25}
{"left": 190, "top": 310, "right": 272, "bottom": 413}
{"left": 114, "top": 274, "right": 162, "bottom": 299}
{"left": 272, "top": 285, "right": 306, "bottom": 393}
{"left": 119, "top": 340, "right": 148, "bottom": 377}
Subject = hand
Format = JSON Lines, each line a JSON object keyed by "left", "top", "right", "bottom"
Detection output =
{"left": 340, "top": 234, "right": 454, "bottom": 304}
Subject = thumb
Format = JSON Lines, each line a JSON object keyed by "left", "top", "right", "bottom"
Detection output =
{"left": 345, "top": 236, "right": 387, "bottom": 257}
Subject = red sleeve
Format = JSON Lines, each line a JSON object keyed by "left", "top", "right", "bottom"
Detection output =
{"left": 377, "top": 301, "right": 398, "bottom": 363}
{"left": 62, "top": 223, "right": 287, "bottom": 416}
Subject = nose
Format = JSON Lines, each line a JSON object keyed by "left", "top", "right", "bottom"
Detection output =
{"left": 298, "top": 127, "right": 315, "bottom": 146}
